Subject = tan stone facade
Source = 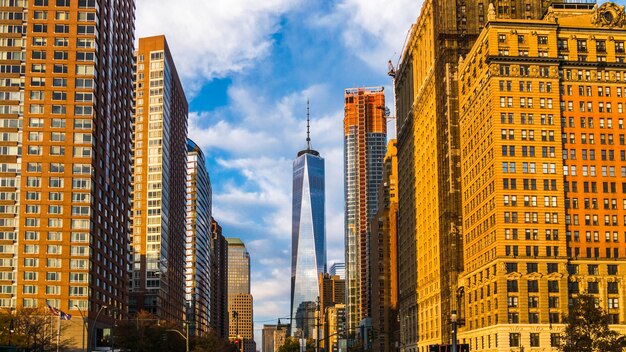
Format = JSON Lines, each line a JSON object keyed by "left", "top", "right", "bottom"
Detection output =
{"left": 395, "top": 0, "right": 553, "bottom": 351}
{"left": 457, "top": 3, "right": 626, "bottom": 351}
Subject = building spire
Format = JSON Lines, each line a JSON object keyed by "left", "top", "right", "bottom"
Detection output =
{"left": 296, "top": 99, "right": 319, "bottom": 157}
{"left": 306, "top": 99, "right": 311, "bottom": 150}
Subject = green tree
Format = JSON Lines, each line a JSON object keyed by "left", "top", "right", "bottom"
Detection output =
{"left": 0, "top": 308, "right": 73, "bottom": 351}
{"left": 277, "top": 336, "right": 315, "bottom": 352}
{"left": 114, "top": 311, "right": 185, "bottom": 352}
{"left": 561, "top": 293, "right": 626, "bottom": 352}
{"left": 191, "top": 330, "right": 238, "bottom": 352}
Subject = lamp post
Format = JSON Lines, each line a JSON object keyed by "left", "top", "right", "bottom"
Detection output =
{"left": 91, "top": 305, "right": 108, "bottom": 351}
{"left": 8, "top": 317, "right": 13, "bottom": 346}
{"left": 232, "top": 311, "right": 241, "bottom": 352}
{"left": 74, "top": 305, "right": 87, "bottom": 352}
{"left": 166, "top": 323, "right": 189, "bottom": 352}
{"left": 451, "top": 310, "right": 458, "bottom": 352}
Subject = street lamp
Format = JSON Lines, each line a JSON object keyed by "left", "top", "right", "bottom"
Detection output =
{"left": 74, "top": 305, "right": 87, "bottom": 352}
{"left": 166, "top": 323, "right": 189, "bottom": 352}
{"left": 91, "top": 305, "right": 108, "bottom": 351}
{"left": 232, "top": 311, "right": 242, "bottom": 352}
{"left": 8, "top": 317, "right": 13, "bottom": 346}
{"left": 451, "top": 310, "right": 458, "bottom": 352}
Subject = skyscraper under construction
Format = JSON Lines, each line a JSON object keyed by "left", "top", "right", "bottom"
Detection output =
{"left": 343, "top": 87, "right": 386, "bottom": 333}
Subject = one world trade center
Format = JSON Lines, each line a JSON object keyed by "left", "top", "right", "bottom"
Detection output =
{"left": 290, "top": 103, "right": 326, "bottom": 338}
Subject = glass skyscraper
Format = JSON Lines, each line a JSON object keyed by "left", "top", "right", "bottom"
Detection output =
{"left": 291, "top": 110, "right": 326, "bottom": 338}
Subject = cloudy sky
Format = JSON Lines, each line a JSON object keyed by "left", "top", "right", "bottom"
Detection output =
{"left": 135, "top": 0, "right": 419, "bottom": 341}
{"left": 135, "top": 0, "right": 626, "bottom": 345}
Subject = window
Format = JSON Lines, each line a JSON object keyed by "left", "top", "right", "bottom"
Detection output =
{"left": 510, "top": 333, "right": 521, "bottom": 347}
{"left": 549, "top": 296, "right": 560, "bottom": 308}
{"left": 548, "top": 280, "right": 559, "bottom": 293}
{"left": 54, "top": 24, "right": 69, "bottom": 33}
{"left": 506, "top": 263, "right": 518, "bottom": 273}
{"left": 547, "top": 263, "right": 558, "bottom": 273}
{"left": 588, "top": 281, "right": 599, "bottom": 294}
{"left": 551, "top": 333, "right": 561, "bottom": 347}
{"left": 528, "top": 280, "right": 539, "bottom": 292}
{"left": 528, "top": 333, "right": 540, "bottom": 347}
{"left": 608, "top": 282, "right": 619, "bottom": 294}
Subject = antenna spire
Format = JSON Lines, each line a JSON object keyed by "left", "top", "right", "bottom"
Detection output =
{"left": 306, "top": 100, "right": 311, "bottom": 150}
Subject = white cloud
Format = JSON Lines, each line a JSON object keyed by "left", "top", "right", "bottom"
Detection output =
{"left": 316, "top": 0, "right": 421, "bottom": 68}
{"left": 135, "top": 0, "right": 300, "bottom": 94}
{"left": 188, "top": 84, "right": 346, "bottom": 340}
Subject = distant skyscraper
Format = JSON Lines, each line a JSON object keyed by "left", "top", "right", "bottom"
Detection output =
{"left": 226, "top": 238, "right": 255, "bottom": 352}
{"left": 319, "top": 273, "right": 345, "bottom": 352}
{"left": 211, "top": 218, "right": 229, "bottom": 339}
{"left": 262, "top": 324, "right": 277, "bottom": 352}
{"left": 0, "top": 0, "right": 135, "bottom": 348}
{"left": 130, "top": 35, "right": 189, "bottom": 323}
{"left": 291, "top": 103, "right": 326, "bottom": 338}
{"left": 329, "top": 262, "right": 346, "bottom": 280}
{"left": 343, "top": 87, "right": 386, "bottom": 331}
{"left": 185, "top": 139, "right": 212, "bottom": 335}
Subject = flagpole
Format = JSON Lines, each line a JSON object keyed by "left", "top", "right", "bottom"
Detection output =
{"left": 57, "top": 312, "right": 61, "bottom": 352}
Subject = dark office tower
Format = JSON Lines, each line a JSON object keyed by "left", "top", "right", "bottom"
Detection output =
{"left": 394, "top": 0, "right": 552, "bottom": 350}
{"left": 185, "top": 139, "right": 212, "bottom": 335}
{"left": 0, "top": 0, "right": 135, "bottom": 349}
{"left": 211, "top": 218, "right": 229, "bottom": 339}
{"left": 290, "top": 104, "right": 326, "bottom": 338}
{"left": 369, "top": 140, "right": 398, "bottom": 352}
{"left": 343, "top": 87, "right": 386, "bottom": 332}
{"left": 130, "top": 35, "right": 189, "bottom": 324}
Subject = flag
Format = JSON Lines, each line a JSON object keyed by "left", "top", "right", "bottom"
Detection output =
{"left": 47, "top": 304, "right": 72, "bottom": 320}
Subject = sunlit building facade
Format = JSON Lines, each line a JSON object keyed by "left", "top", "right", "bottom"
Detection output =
{"left": 185, "top": 139, "right": 212, "bottom": 335}
{"left": 0, "top": 0, "right": 135, "bottom": 348}
{"left": 227, "top": 237, "right": 255, "bottom": 352}
{"left": 130, "top": 35, "right": 188, "bottom": 323}
{"left": 291, "top": 115, "right": 326, "bottom": 338}
{"left": 343, "top": 87, "right": 386, "bottom": 333}
{"left": 394, "top": 0, "right": 551, "bottom": 350}
{"left": 319, "top": 273, "right": 345, "bottom": 352}
{"left": 457, "top": 3, "right": 626, "bottom": 350}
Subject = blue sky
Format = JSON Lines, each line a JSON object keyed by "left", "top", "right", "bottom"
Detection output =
{"left": 135, "top": 0, "right": 626, "bottom": 344}
{"left": 135, "top": 0, "right": 419, "bottom": 340}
